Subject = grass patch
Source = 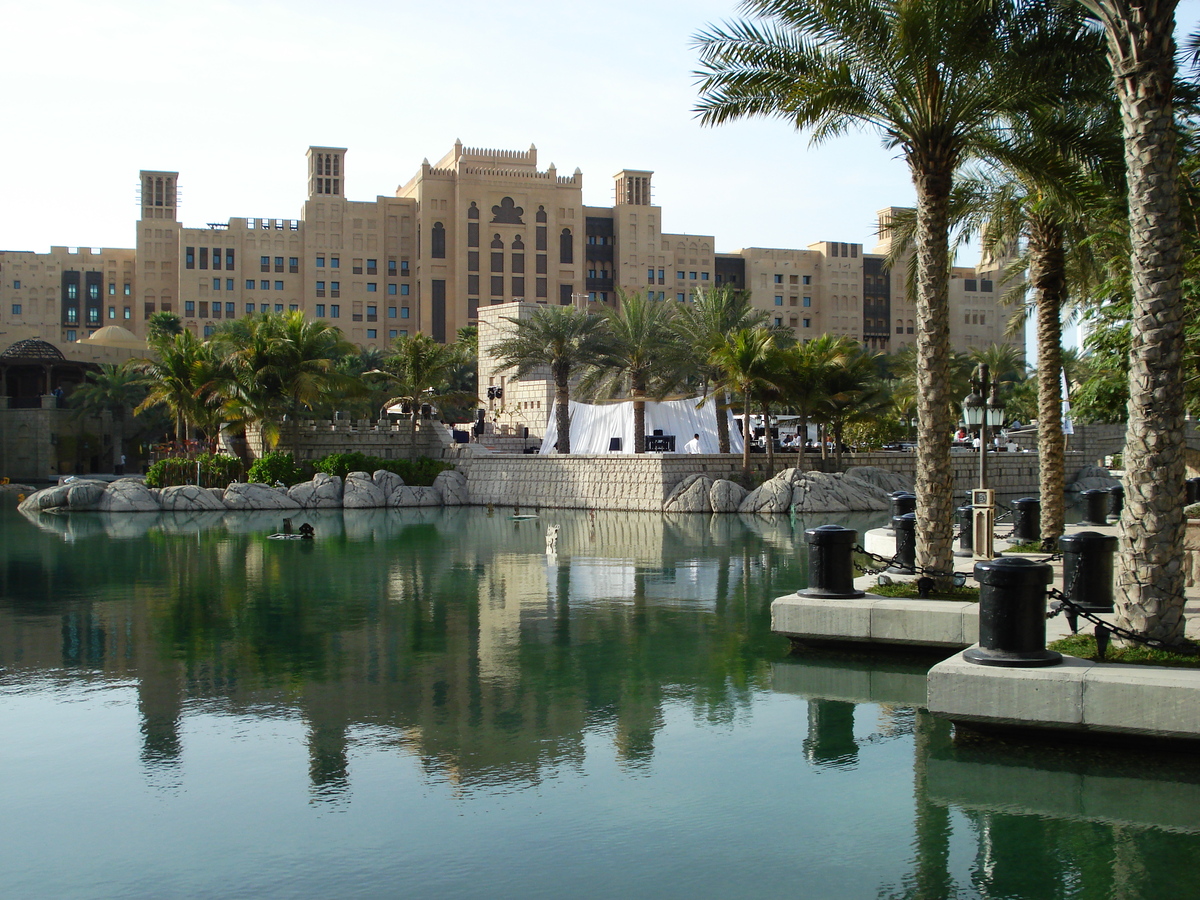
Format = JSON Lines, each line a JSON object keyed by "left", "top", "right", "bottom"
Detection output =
{"left": 1049, "top": 633, "right": 1200, "bottom": 668}
{"left": 871, "top": 581, "right": 979, "bottom": 602}
{"left": 1003, "top": 541, "right": 1045, "bottom": 554}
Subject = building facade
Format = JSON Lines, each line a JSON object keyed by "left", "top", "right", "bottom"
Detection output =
{"left": 0, "top": 142, "right": 1020, "bottom": 361}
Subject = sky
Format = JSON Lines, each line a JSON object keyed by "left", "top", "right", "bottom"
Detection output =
{"left": 2, "top": 0, "right": 1199, "bottom": 282}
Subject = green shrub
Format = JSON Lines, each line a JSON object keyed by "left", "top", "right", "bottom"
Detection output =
{"left": 146, "top": 453, "right": 244, "bottom": 488}
{"left": 312, "top": 452, "right": 453, "bottom": 486}
{"left": 247, "top": 451, "right": 307, "bottom": 486}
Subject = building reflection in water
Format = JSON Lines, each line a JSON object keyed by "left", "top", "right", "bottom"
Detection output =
{"left": 9, "top": 505, "right": 1200, "bottom": 894}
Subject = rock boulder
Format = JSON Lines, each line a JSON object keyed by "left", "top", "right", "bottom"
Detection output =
{"left": 663, "top": 474, "right": 714, "bottom": 513}
{"left": 709, "top": 479, "right": 748, "bottom": 513}
{"left": 343, "top": 472, "right": 387, "bottom": 508}
{"left": 289, "top": 473, "right": 344, "bottom": 508}
{"left": 223, "top": 482, "right": 301, "bottom": 510}
{"left": 98, "top": 480, "right": 162, "bottom": 512}
{"left": 432, "top": 469, "right": 469, "bottom": 505}
{"left": 159, "top": 484, "right": 228, "bottom": 512}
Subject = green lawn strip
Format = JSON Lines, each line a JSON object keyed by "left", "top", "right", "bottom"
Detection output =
{"left": 1048, "top": 633, "right": 1200, "bottom": 668}
{"left": 871, "top": 582, "right": 979, "bottom": 602}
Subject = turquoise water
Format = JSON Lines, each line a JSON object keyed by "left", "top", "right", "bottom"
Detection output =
{"left": 2, "top": 500, "right": 1200, "bottom": 899}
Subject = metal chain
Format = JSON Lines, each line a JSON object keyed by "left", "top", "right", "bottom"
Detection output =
{"left": 852, "top": 544, "right": 959, "bottom": 581}
{"left": 1046, "top": 574, "right": 1200, "bottom": 657}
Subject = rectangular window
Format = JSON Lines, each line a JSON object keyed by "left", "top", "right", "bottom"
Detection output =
{"left": 274, "top": 281, "right": 284, "bottom": 291}
{"left": 353, "top": 260, "right": 363, "bottom": 275}
{"left": 677, "top": 271, "right": 685, "bottom": 280}
{"left": 316, "top": 255, "right": 325, "bottom": 268}
{"left": 648, "top": 268, "right": 655, "bottom": 283}
{"left": 330, "top": 281, "right": 340, "bottom": 297}
{"left": 388, "top": 284, "right": 397, "bottom": 295}
{"left": 246, "top": 303, "right": 256, "bottom": 314}
{"left": 315, "top": 304, "right": 325, "bottom": 317}
{"left": 389, "top": 330, "right": 398, "bottom": 339}
{"left": 186, "top": 247, "right": 195, "bottom": 269}
{"left": 803, "top": 318, "right": 811, "bottom": 328}
{"left": 330, "top": 304, "right": 340, "bottom": 317}
{"left": 330, "top": 256, "right": 340, "bottom": 268}
{"left": 981, "top": 280, "right": 993, "bottom": 292}
{"left": 261, "top": 280, "right": 270, "bottom": 290}
{"left": 185, "top": 300, "right": 196, "bottom": 315}
{"left": 199, "top": 301, "right": 209, "bottom": 317}
{"left": 213, "top": 278, "right": 221, "bottom": 290}
{"left": 367, "top": 283, "right": 377, "bottom": 292}
{"left": 400, "top": 260, "right": 409, "bottom": 275}
{"left": 11, "top": 303, "right": 21, "bottom": 315}
{"left": 108, "top": 283, "right": 115, "bottom": 295}
{"left": 246, "top": 279, "right": 255, "bottom": 290}
{"left": 774, "top": 274, "right": 783, "bottom": 284}
{"left": 316, "top": 281, "right": 325, "bottom": 296}
{"left": 512, "top": 277, "right": 525, "bottom": 296}
{"left": 260, "top": 256, "right": 270, "bottom": 272}
{"left": 274, "top": 303, "right": 283, "bottom": 313}
{"left": 536, "top": 277, "right": 547, "bottom": 298}
{"left": 367, "top": 259, "right": 377, "bottom": 274}
{"left": 803, "top": 275, "right": 811, "bottom": 285}
{"left": 367, "top": 329, "right": 377, "bottom": 339}
{"left": 212, "top": 249, "right": 222, "bottom": 271}
{"left": 226, "top": 279, "right": 234, "bottom": 291}
{"left": 677, "top": 293, "right": 685, "bottom": 301}
{"left": 401, "top": 307, "right": 410, "bottom": 319}
{"left": 388, "top": 307, "right": 397, "bottom": 318}
{"left": 227, "top": 250, "right": 235, "bottom": 269}
{"left": 289, "top": 257, "right": 298, "bottom": 273}
{"left": 67, "top": 284, "right": 78, "bottom": 300}
{"left": 658, "top": 269, "right": 665, "bottom": 282}
{"left": 491, "top": 275, "right": 504, "bottom": 296}
{"left": 774, "top": 296, "right": 783, "bottom": 306}
{"left": 203, "top": 325, "right": 214, "bottom": 337}
{"left": 124, "top": 283, "right": 131, "bottom": 296}
{"left": 123, "top": 307, "right": 131, "bottom": 319}
{"left": 387, "top": 259, "right": 397, "bottom": 276}
{"left": 701, "top": 272, "right": 709, "bottom": 280}
{"left": 200, "top": 249, "right": 210, "bottom": 269}
{"left": 689, "top": 272, "right": 697, "bottom": 280}
{"left": 274, "top": 257, "right": 284, "bottom": 273}
{"left": 491, "top": 252, "right": 504, "bottom": 273}
{"left": 66, "top": 330, "right": 76, "bottom": 341}
{"left": 536, "top": 254, "right": 547, "bottom": 275}
{"left": 367, "top": 305, "right": 377, "bottom": 319}
{"left": 226, "top": 302, "right": 234, "bottom": 315}
{"left": 289, "top": 304, "right": 298, "bottom": 312}
{"left": 212, "top": 304, "right": 222, "bottom": 319}
{"left": 87, "top": 283, "right": 100, "bottom": 301}
{"left": 468, "top": 251, "right": 480, "bottom": 272}
{"left": 803, "top": 297, "right": 812, "bottom": 307}
{"left": 400, "top": 284, "right": 410, "bottom": 296}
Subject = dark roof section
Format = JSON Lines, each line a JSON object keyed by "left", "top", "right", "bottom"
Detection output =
{"left": 0, "top": 339, "right": 67, "bottom": 361}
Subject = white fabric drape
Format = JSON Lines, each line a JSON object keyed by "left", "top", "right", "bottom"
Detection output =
{"left": 539, "top": 397, "right": 744, "bottom": 454}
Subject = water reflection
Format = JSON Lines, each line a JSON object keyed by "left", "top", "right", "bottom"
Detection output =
{"left": 5, "top": 503, "right": 1200, "bottom": 898}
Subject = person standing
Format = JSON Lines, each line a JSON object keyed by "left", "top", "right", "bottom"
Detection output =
{"left": 684, "top": 433, "right": 701, "bottom": 454}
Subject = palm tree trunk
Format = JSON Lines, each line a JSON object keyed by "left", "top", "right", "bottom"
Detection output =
{"left": 741, "top": 390, "right": 752, "bottom": 476}
{"left": 912, "top": 162, "right": 956, "bottom": 581}
{"left": 1098, "top": 1, "right": 1187, "bottom": 643}
{"left": 763, "top": 405, "right": 775, "bottom": 476}
{"left": 632, "top": 375, "right": 647, "bottom": 454}
{"left": 1029, "top": 214, "right": 1067, "bottom": 550}
{"left": 555, "top": 377, "right": 571, "bottom": 453}
{"left": 716, "top": 387, "right": 731, "bottom": 454}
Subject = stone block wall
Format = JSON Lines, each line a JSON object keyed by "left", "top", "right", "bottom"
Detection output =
{"left": 247, "top": 418, "right": 450, "bottom": 461}
{"left": 464, "top": 450, "right": 1067, "bottom": 510}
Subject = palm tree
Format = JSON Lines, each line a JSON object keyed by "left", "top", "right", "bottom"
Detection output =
{"left": 581, "top": 292, "right": 687, "bottom": 453}
{"left": 489, "top": 305, "right": 609, "bottom": 453}
{"left": 779, "top": 334, "right": 857, "bottom": 467}
{"left": 70, "top": 363, "right": 147, "bottom": 472}
{"left": 135, "top": 329, "right": 221, "bottom": 446}
{"left": 711, "top": 327, "right": 788, "bottom": 475}
{"left": 1076, "top": 0, "right": 1189, "bottom": 645}
{"left": 216, "top": 311, "right": 357, "bottom": 457}
{"left": 145, "top": 311, "right": 183, "bottom": 346}
{"left": 676, "top": 286, "right": 771, "bottom": 454}
{"left": 694, "top": 0, "right": 1102, "bottom": 577}
{"left": 813, "top": 345, "right": 890, "bottom": 467}
{"left": 380, "top": 332, "right": 473, "bottom": 433}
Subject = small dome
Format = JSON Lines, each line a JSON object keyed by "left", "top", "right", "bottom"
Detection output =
{"left": 0, "top": 339, "right": 65, "bottom": 361}
{"left": 84, "top": 325, "right": 144, "bottom": 348}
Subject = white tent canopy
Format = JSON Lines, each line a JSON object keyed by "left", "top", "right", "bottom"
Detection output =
{"left": 540, "top": 397, "right": 744, "bottom": 454}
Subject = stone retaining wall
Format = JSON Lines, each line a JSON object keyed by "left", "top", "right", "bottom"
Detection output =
{"left": 466, "top": 450, "right": 1072, "bottom": 510}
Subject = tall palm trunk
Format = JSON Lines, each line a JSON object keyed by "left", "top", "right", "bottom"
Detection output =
{"left": 716, "top": 387, "right": 731, "bottom": 454}
{"left": 1098, "top": 1, "right": 1187, "bottom": 643}
{"left": 741, "top": 389, "right": 753, "bottom": 476}
{"left": 912, "top": 164, "right": 956, "bottom": 580}
{"left": 762, "top": 405, "right": 775, "bottom": 476}
{"left": 1028, "top": 214, "right": 1067, "bottom": 550}
{"left": 555, "top": 374, "right": 572, "bottom": 454}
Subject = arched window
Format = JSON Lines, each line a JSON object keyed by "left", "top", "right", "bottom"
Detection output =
{"left": 491, "top": 233, "right": 504, "bottom": 249}
{"left": 431, "top": 222, "right": 446, "bottom": 259}
{"left": 560, "top": 228, "right": 573, "bottom": 264}
{"left": 536, "top": 206, "right": 547, "bottom": 223}
{"left": 468, "top": 202, "right": 479, "bottom": 220}
{"left": 512, "top": 235, "right": 524, "bottom": 250}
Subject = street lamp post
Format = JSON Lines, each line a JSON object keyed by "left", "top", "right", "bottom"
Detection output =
{"left": 962, "top": 364, "right": 1005, "bottom": 559}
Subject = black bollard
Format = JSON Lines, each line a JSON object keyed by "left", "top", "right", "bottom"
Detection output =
{"left": 955, "top": 505, "right": 975, "bottom": 558}
{"left": 887, "top": 492, "right": 916, "bottom": 535}
{"left": 964, "top": 557, "right": 1062, "bottom": 667}
{"left": 1010, "top": 498, "right": 1041, "bottom": 544}
{"left": 1188, "top": 477, "right": 1200, "bottom": 505}
{"left": 799, "top": 525, "right": 865, "bottom": 599}
{"left": 1080, "top": 488, "right": 1110, "bottom": 526}
{"left": 1109, "top": 484, "right": 1124, "bottom": 519}
{"left": 886, "top": 512, "right": 917, "bottom": 575}
{"left": 1058, "top": 531, "right": 1117, "bottom": 612}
